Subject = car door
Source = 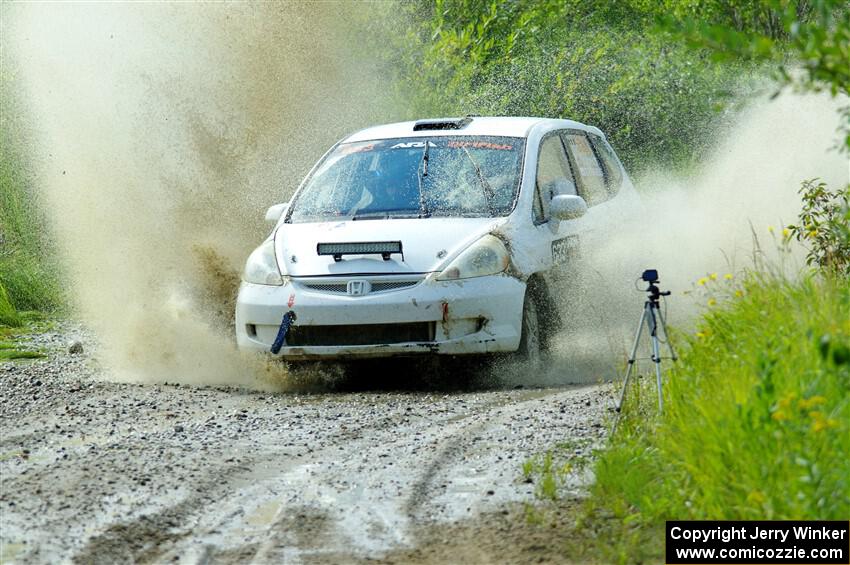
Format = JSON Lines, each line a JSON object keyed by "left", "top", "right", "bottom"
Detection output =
{"left": 559, "top": 130, "right": 621, "bottom": 250}
{"left": 530, "top": 131, "right": 586, "bottom": 273}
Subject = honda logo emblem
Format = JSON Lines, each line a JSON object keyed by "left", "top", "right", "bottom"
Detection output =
{"left": 347, "top": 280, "right": 371, "bottom": 296}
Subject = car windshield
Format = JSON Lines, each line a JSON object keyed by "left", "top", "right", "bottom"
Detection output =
{"left": 288, "top": 136, "right": 525, "bottom": 223}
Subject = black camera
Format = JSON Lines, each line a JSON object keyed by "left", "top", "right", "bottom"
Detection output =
{"left": 642, "top": 269, "right": 659, "bottom": 283}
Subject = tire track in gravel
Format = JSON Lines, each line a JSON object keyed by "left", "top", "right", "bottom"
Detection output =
{"left": 152, "top": 387, "right": 606, "bottom": 564}
{"left": 2, "top": 330, "right": 609, "bottom": 564}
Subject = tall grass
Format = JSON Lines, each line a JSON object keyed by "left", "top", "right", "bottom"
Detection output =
{"left": 585, "top": 272, "right": 850, "bottom": 560}
{"left": 0, "top": 66, "right": 62, "bottom": 318}
{"left": 0, "top": 281, "right": 21, "bottom": 327}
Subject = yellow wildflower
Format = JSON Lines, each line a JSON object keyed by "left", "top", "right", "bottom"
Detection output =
{"left": 707, "top": 298, "right": 717, "bottom": 307}
{"left": 798, "top": 396, "right": 826, "bottom": 410}
{"left": 710, "top": 273, "right": 718, "bottom": 280}
{"left": 724, "top": 273, "right": 733, "bottom": 280}
{"left": 771, "top": 410, "right": 788, "bottom": 421}
{"left": 735, "top": 290, "right": 744, "bottom": 298}
{"left": 808, "top": 229, "right": 818, "bottom": 238}
{"left": 696, "top": 332, "right": 706, "bottom": 339}
{"left": 782, "top": 228, "right": 791, "bottom": 239}
{"left": 810, "top": 415, "right": 837, "bottom": 433}
{"left": 697, "top": 277, "right": 708, "bottom": 286}
{"left": 768, "top": 225, "right": 775, "bottom": 233}
{"left": 777, "top": 394, "right": 796, "bottom": 410}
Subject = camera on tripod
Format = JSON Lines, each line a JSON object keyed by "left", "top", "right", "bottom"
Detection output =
{"left": 641, "top": 269, "right": 659, "bottom": 283}
{"left": 641, "top": 268, "right": 670, "bottom": 302}
{"left": 613, "top": 268, "right": 678, "bottom": 426}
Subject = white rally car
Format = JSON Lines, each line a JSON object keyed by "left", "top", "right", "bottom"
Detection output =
{"left": 236, "top": 116, "right": 637, "bottom": 362}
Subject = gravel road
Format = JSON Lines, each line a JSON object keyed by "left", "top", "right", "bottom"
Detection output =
{"left": 0, "top": 324, "right": 610, "bottom": 564}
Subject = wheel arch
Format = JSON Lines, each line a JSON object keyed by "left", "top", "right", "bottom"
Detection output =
{"left": 525, "top": 273, "right": 561, "bottom": 343}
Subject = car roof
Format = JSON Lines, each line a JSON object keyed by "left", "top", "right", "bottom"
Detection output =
{"left": 344, "top": 116, "right": 603, "bottom": 142}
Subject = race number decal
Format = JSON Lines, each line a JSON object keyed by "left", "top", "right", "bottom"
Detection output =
{"left": 552, "top": 235, "right": 580, "bottom": 265}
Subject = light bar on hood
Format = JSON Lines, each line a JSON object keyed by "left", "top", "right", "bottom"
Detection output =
{"left": 317, "top": 241, "right": 403, "bottom": 262}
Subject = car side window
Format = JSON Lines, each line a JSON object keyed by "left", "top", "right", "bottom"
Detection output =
{"left": 589, "top": 134, "right": 624, "bottom": 196}
{"left": 534, "top": 134, "right": 577, "bottom": 224}
{"left": 562, "top": 132, "right": 608, "bottom": 206}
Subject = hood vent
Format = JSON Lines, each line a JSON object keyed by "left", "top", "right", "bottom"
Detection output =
{"left": 412, "top": 117, "right": 473, "bottom": 131}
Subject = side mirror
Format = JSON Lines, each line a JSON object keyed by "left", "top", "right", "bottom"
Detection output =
{"left": 550, "top": 195, "right": 587, "bottom": 221}
{"left": 265, "top": 202, "right": 289, "bottom": 223}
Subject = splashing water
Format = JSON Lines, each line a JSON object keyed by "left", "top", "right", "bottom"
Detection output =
{"left": 543, "top": 92, "right": 849, "bottom": 385}
{"left": 5, "top": 3, "right": 396, "bottom": 388}
{"left": 4, "top": 3, "right": 847, "bottom": 388}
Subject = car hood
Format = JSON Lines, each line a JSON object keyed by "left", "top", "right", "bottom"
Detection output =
{"left": 275, "top": 217, "right": 507, "bottom": 277}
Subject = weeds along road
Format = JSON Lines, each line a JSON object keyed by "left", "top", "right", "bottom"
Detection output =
{"left": 0, "top": 326, "right": 608, "bottom": 564}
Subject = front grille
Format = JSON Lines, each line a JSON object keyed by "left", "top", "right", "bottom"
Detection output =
{"left": 302, "top": 282, "right": 347, "bottom": 294}
{"left": 370, "top": 280, "right": 419, "bottom": 292}
{"left": 286, "top": 322, "right": 435, "bottom": 347}
{"left": 299, "top": 279, "right": 420, "bottom": 295}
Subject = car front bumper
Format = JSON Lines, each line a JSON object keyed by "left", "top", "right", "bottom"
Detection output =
{"left": 235, "top": 273, "right": 525, "bottom": 359}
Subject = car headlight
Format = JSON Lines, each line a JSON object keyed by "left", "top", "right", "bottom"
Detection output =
{"left": 242, "top": 239, "right": 285, "bottom": 285}
{"left": 436, "top": 234, "right": 509, "bottom": 280}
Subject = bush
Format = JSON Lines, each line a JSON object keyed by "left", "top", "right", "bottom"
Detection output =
{"left": 787, "top": 179, "right": 850, "bottom": 276}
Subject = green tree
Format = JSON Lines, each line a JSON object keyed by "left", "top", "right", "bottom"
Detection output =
{"left": 378, "top": 0, "right": 760, "bottom": 173}
{"left": 664, "top": 0, "right": 850, "bottom": 147}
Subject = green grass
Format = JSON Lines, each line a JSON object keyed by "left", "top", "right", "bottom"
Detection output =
{"left": 575, "top": 272, "right": 850, "bottom": 562}
{"left": 0, "top": 348, "right": 45, "bottom": 361}
{"left": 0, "top": 281, "right": 22, "bottom": 327}
{"left": 1, "top": 67, "right": 64, "bottom": 316}
{"left": 0, "top": 339, "right": 46, "bottom": 360}
{"left": 522, "top": 438, "right": 596, "bottom": 502}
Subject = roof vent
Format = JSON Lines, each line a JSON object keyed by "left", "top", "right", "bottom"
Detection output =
{"left": 412, "top": 117, "right": 473, "bottom": 131}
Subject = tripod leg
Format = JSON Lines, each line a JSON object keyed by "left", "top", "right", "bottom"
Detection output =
{"left": 657, "top": 307, "right": 678, "bottom": 361}
{"left": 652, "top": 334, "right": 664, "bottom": 413}
{"left": 648, "top": 307, "right": 664, "bottom": 413}
{"left": 615, "top": 304, "right": 648, "bottom": 413}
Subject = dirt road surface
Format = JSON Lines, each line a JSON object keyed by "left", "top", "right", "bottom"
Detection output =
{"left": 0, "top": 325, "right": 609, "bottom": 564}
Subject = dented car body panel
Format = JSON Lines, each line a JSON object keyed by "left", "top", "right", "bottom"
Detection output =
{"left": 235, "top": 117, "right": 637, "bottom": 359}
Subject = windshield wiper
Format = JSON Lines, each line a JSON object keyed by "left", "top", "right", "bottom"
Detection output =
{"left": 460, "top": 146, "right": 497, "bottom": 216}
{"left": 416, "top": 141, "right": 431, "bottom": 218}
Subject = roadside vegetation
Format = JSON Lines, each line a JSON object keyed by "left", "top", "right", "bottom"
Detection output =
{"left": 585, "top": 270, "right": 850, "bottom": 560}
{"left": 590, "top": 0, "right": 850, "bottom": 547}
{"left": 0, "top": 66, "right": 63, "bottom": 331}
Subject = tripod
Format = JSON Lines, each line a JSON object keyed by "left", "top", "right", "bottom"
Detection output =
{"left": 615, "top": 277, "right": 677, "bottom": 422}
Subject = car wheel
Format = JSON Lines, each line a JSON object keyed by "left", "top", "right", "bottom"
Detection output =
{"left": 515, "top": 292, "right": 542, "bottom": 368}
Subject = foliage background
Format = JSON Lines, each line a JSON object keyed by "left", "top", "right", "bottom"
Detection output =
{"left": 367, "top": 0, "right": 770, "bottom": 173}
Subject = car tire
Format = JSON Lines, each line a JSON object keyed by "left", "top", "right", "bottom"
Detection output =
{"left": 515, "top": 292, "right": 543, "bottom": 368}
